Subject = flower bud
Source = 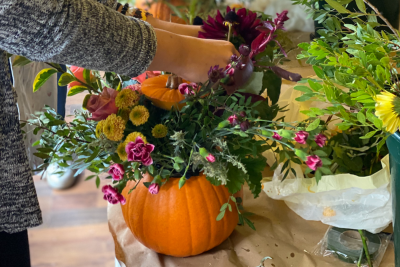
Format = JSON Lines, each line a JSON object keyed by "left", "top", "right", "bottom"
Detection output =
{"left": 239, "top": 44, "right": 250, "bottom": 57}
{"left": 240, "top": 120, "right": 250, "bottom": 131}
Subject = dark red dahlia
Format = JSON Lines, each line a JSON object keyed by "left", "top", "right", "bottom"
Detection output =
{"left": 199, "top": 7, "right": 263, "bottom": 46}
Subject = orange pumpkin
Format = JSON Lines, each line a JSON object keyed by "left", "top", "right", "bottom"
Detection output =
{"left": 121, "top": 173, "right": 239, "bottom": 257}
{"left": 141, "top": 74, "right": 188, "bottom": 110}
{"left": 135, "top": 0, "right": 187, "bottom": 24}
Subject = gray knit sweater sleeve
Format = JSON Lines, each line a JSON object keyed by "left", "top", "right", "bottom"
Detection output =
{"left": 0, "top": 0, "right": 157, "bottom": 77}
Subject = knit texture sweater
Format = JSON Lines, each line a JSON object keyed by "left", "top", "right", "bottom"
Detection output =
{"left": 0, "top": 0, "right": 157, "bottom": 234}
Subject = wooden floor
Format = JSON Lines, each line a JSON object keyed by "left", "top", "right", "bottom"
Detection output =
{"left": 29, "top": 92, "right": 116, "bottom": 267}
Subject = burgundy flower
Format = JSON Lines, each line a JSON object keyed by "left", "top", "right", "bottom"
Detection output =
{"left": 199, "top": 7, "right": 262, "bottom": 46}
{"left": 306, "top": 155, "right": 323, "bottom": 171}
{"left": 228, "top": 114, "right": 240, "bottom": 126}
{"left": 294, "top": 131, "right": 309, "bottom": 144}
{"left": 125, "top": 137, "right": 155, "bottom": 166}
{"left": 240, "top": 120, "right": 250, "bottom": 131}
{"left": 208, "top": 65, "right": 225, "bottom": 83}
{"left": 148, "top": 183, "right": 159, "bottom": 195}
{"left": 102, "top": 185, "right": 126, "bottom": 205}
{"left": 206, "top": 154, "right": 216, "bottom": 163}
{"left": 274, "top": 10, "right": 289, "bottom": 31}
{"left": 272, "top": 132, "right": 282, "bottom": 140}
{"left": 178, "top": 83, "right": 197, "bottom": 95}
{"left": 108, "top": 163, "right": 125, "bottom": 181}
{"left": 240, "top": 111, "right": 246, "bottom": 117}
{"left": 315, "top": 133, "right": 327, "bottom": 148}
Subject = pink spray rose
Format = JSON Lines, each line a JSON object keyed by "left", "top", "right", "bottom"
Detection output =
{"left": 206, "top": 154, "right": 216, "bottom": 163}
{"left": 102, "top": 185, "right": 126, "bottom": 205}
{"left": 85, "top": 87, "right": 119, "bottom": 121}
{"left": 228, "top": 114, "right": 240, "bottom": 126}
{"left": 272, "top": 132, "right": 282, "bottom": 140}
{"left": 178, "top": 83, "right": 198, "bottom": 95}
{"left": 68, "top": 66, "right": 93, "bottom": 89}
{"left": 125, "top": 137, "right": 155, "bottom": 166}
{"left": 123, "top": 84, "right": 142, "bottom": 95}
{"left": 315, "top": 133, "right": 327, "bottom": 148}
{"left": 108, "top": 164, "right": 125, "bottom": 181}
{"left": 148, "top": 183, "right": 160, "bottom": 195}
{"left": 306, "top": 155, "right": 323, "bottom": 171}
{"left": 294, "top": 131, "right": 309, "bottom": 144}
{"left": 132, "top": 71, "right": 161, "bottom": 83}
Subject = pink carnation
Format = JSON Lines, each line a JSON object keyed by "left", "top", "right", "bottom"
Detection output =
{"left": 178, "top": 83, "right": 198, "bottom": 95}
{"left": 148, "top": 183, "right": 159, "bottom": 195}
{"left": 206, "top": 154, "right": 216, "bottom": 163}
{"left": 86, "top": 87, "right": 119, "bottom": 121}
{"left": 102, "top": 185, "right": 126, "bottom": 205}
{"left": 306, "top": 155, "right": 323, "bottom": 171}
{"left": 294, "top": 131, "right": 309, "bottom": 144}
{"left": 225, "top": 64, "right": 235, "bottom": 77}
{"left": 108, "top": 164, "right": 125, "bottom": 181}
{"left": 125, "top": 137, "right": 155, "bottom": 166}
{"left": 228, "top": 114, "right": 240, "bottom": 126}
{"left": 272, "top": 132, "right": 282, "bottom": 140}
{"left": 315, "top": 133, "right": 327, "bottom": 148}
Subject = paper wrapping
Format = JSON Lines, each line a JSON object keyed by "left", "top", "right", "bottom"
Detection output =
{"left": 108, "top": 186, "right": 394, "bottom": 267}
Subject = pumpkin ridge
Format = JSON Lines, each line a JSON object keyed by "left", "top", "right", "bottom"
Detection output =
{"left": 184, "top": 180, "right": 194, "bottom": 256}
{"left": 197, "top": 176, "right": 214, "bottom": 251}
{"left": 140, "top": 182, "right": 148, "bottom": 247}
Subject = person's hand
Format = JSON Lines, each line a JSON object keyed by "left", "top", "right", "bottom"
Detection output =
{"left": 148, "top": 29, "right": 239, "bottom": 82}
{"left": 147, "top": 16, "right": 202, "bottom": 38}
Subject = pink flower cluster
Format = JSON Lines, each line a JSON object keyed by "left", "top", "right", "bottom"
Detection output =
{"left": 102, "top": 185, "right": 126, "bottom": 205}
{"left": 125, "top": 137, "right": 155, "bottom": 166}
{"left": 178, "top": 83, "right": 198, "bottom": 96}
{"left": 108, "top": 164, "right": 124, "bottom": 181}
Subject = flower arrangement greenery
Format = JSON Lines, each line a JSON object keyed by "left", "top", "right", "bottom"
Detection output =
{"left": 19, "top": 8, "right": 302, "bottom": 230}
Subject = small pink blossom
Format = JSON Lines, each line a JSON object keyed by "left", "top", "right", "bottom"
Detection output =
{"left": 225, "top": 64, "right": 235, "bottom": 77}
{"left": 206, "top": 154, "right": 216, "bottom": 163}
{"left": 108, "top": 164, "right": 125, "bottom": 181}
{"left": 148, "top": 183, "right": 159, "bottom": 194}
{"left": 228, "top": 114, "right": 240, "bottom": 125}
{"left": 294, "top": 131, "right": 309, "bottom": 144}
{"left": 178, "top": 83, "right": 198, "bottom": 95}
{"left": 123, "top": 84, "right": 142, "bottom": 95}
{"left": 306, "top": 155, "right": 323, "bottom": 171}
{"left": 272, "top": 132, "right": 282, "bottom": 140}
{"left": 315, "top": 133, "right": 327, "bottom": 148}
{"left": 125, "top": 137, "right": 155, "bottom": 166}
{"left": 102, "top": 185, "right": 126, "bottom": 205}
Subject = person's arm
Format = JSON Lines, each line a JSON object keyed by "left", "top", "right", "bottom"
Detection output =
{"left": 0, "top": 0, "right": 235, "bottom": 82}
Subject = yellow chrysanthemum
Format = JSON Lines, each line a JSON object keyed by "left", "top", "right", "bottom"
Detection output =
{"left": 125, "top": 132, "right": 147, "bottom": 144}
{"left": 95, "top": 120, "right": 106, "bottom": 138}
{"left": 116, "top": 142, "right": 128, "bottom": 161}
{"left": 115, "top": 89, "right": 140, "bottom": 109}
{"left": 152, "top": 124, "right": 168, "bottom": 138}
{"left": 375, "top": 91, "right": 400, "bottom": 134}
{"left": 119, "top": 108, "right": 131, "bottom": 122}
{"left": 129, "top": 105, "right": 150, "bottom": 126}
{"left": 103, "top": 114, "right": 126, "bottom": 141}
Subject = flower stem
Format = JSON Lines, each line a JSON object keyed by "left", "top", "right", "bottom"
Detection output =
{"left": 358, "top": 230, "right": 373, "bottom": 267}
{"left": 182, "top": 148, "right": 194, "bottom": 178}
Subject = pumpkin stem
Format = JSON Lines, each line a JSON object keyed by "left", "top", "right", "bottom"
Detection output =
{"left": 166, "top": 74, "right": 182, "bottom": 89}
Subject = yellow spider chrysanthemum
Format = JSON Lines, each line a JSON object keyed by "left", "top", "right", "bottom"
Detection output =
{"left": 95, "top": 120, "right": 106, "bottom": 138}
{"left": 125, "top": 132, "right": 147, "bottom": 144}
{"left": 115, "top": 89, "right": 140, "bottom": 109}
{"left": 119, "top": 108, "right": 131, "bottom": 122}
{"left": 129, "top": 105, "right": 150, "bottom": 126}
{"left": 375, "top": 91, "right": 400, "bottom": 134}
{"left": 116, "top": 142, "right": 128, "bottom": 161}
{"left": 152, "top": 124, "right": 168, "bottom": 138}
{"left": 103, "top": 114, "right": 126, "bottom": 141}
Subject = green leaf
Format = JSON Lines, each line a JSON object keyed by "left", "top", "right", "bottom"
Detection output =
{"left": 83, "top": 69, "right": 92, "bottom": 84}
{"left": 68, "top": 86, "right": 88, "bottom": 96}
{"left": 226, "top": 164, "right": 246, "bottom": 194}
{"left": 313, "top": 66, "right": 324, "bottom": 79}
{"left": 319, "top": 167, "right": 332, "bottom": 175}
{"left": 230, "top": 196, "right": 237, "bottom": 203}
{"left": 357, "top": 112, "right": 366, "bottom": 124}
{"left": 295, "top": 149, "right": 308, "bottom": 161}
{"left": 326, "top": 0, "right": 350, "bottom": 13}
{"left": 95, "top": 176, "right": 100, "bottom": 188}
{"left": 294, "top": 85, "right": 313, "bottom": 94}
{"left": 33, "top": 68, "right": 58, "bottom": 92}
{"left": 134, "top": 169, "right": 140, "bottom": 180}
{"left": 220, "top": 203, "right": 228, "bottom": 211}
{"left": 243, "top": 217, "right": 256, "bottom": 230}
{"left": 314, "top": 150, "right": 328, "bottom": 157}
{"left": 216, "top": 210, "right": 226, "bottom": 221}
{"left": 58, "top": 73, "right": 76, "bottom": 86}
{"left": 32, "top": 140, "right": 40, "bottom": 147}
{"left": 355, "top": 0, "right": 366, "bottom": 13}
{"left": 85, "top": 147, "right": 100, "bottom": 163}
{"left": 174, "top": 157, "right": 185, "bottom": 164}
{"left": 263, "top": 70, "right": 282, "bottom": 105}
{"left": 33, "top": 152, "right": 49, "bottom": 159}
{"left": 315, "top": 169, "right": 322, "bottom": 183}
{"left": 85, "top": 175, "right": 96, "bottom": 181}
{"left": 228, "top": 203, "right": 232, "bottom": 212}
{"left": 179, "top": 177, "right": 186, "bottom": 189}
{"left": 360, "top": 130, "right": 377, "bottom": 139}
{"left": 306, "top": 118, "right": 321, "bottom": 131}
{"left": 241, "top": 71, "right": 264, "bottom": 95}
{"left": 12, "top": 56, "right": 32, "bottom": 67}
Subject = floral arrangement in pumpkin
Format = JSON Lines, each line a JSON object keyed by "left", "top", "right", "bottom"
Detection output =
{"left": 19, "top": 9, "right": 306, "bottom": 231}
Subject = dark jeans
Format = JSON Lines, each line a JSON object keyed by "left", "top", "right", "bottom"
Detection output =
{"left": 0, "top": 230, "right": 31, "bottom": 267}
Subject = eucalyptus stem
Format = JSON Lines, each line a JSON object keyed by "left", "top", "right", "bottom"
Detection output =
{"left": 358, "top": 229, "right": 373, "bottom": 267}
{"left": 362, "top": 0, "right": 400, "bottom": 41}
